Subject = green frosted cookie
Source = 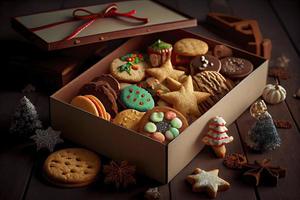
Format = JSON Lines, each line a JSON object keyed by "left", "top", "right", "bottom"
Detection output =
{"left": 120, "top": 85, "right": 155, "bottom": 112}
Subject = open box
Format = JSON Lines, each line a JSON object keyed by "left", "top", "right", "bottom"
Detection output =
{"left": 50, "top": 29, "right": 268, "bottom": 183}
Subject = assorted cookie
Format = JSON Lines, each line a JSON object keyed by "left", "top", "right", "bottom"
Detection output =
{"left": 43, "top": 148, "right": 101, "bottom": 187}
{"left": 220, "top": 57, "right": 253, "bottom": 79}
{"left": 113, "top": 109, "right": 145, "bottom": 131}
{"left": 190, "top": 55, "right": 221, "bottom": 75}
{"left": 68, "top": 37, "right": 255, "bottom": 145}
{"left": 110, "top": 53, "right": 149, "bottom": 83}
{"left": 139, "top": 106, "right": 188, "bottom": 143}
{"left": 146, "top": 59, "right": 185, "bottom": 82}
{"left": 160, "top": 76, "right": 210, "bottom": 118}
{"left": 120, "top": 85, "right": 155, "bottom": 112}
{"left": 186, "top": 168, "right": 230, "bottom": 198}
{"left": 80, "top": 77, "right": 119, "bottom": 118}
{"left": 172, "top": 38, "right": 209, "bottom": 65}
{"left": 148, "top": 39, "right": 172, "bottom": 67}
{"left": 70, "top": 95, "right": 110, "bottom": 121}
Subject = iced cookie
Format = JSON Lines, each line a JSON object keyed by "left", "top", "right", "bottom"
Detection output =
{"left": 43, "top": 148, "right": 101, "bottom": 187}
{"left": 110, "top": 53, "right": 149, "bottom": 83}
{"left": 186, "top": 168, "right": 230, "bottom": 198}
{"left": 190, "top": 55, "right": 221, "bottom": 75}
{"left": 147, "top": 39, "right": 172, "bottom": 67}
{"left": 220, "top": 57, "right": 253, "bottom": 79}
{"left": 120, "top": 85, "right": 155, "bottom": 112}
{"left": 139, "top": 106, "right": 188, "bottom": 143}
{"left": 113, "top": 109, "right": 145, "bottom": 131}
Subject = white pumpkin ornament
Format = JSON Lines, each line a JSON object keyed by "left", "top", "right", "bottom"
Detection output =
{"left": 262, "top": 82, "right": 287, "bottom": 104}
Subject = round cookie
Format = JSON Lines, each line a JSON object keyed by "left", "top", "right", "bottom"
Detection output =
{"left": 190, "top": 55, "right": 221, "bottom": 75}
{"left": 220, "top": 57, "right": 253, "bottom": 79}
{"left": 213, "top": 44, "right": 233, "bottom": 58}
{"left": 113, "top": 109, "right": 145, "bottom": 131}
{"left": 70, "top": 95, "right": 100, "bottom": 117}
{"left": 120, "top": 85, "right": 155, "bottom": 112}
{"left": 110, "top": 53, "right": 149, "bottom": 83}
{"left": 43, "top": 148, "right": 101, "bottom": 187}
{"left": 174, "top": 38, "right": 208, "bottom": 56}
{"left": 92, "top": 74, "right": 120, "bottom": 94}
{"left": 139, "top": 106, "right": 188, "bottom": 143}
{"left": 80, "top": 81, "right": 118, "bottom": 118}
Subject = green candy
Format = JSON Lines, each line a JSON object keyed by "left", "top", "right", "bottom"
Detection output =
{"left": 144, "top": 122, "right": 157, "bottom": 133}
{"left": 150, "top": 112, "right": 164, "bottom": 122}
{"left": 170, "top": 117, "right": 183, "bottom": 129}
{"left": 165, "top": 127, "right": 179, "bottom": 140}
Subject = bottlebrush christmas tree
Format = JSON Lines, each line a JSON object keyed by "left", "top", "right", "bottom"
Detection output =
{"left": 202, "top": 116, "right": 234, "bottom": 158}
{"left": 10, "top": 96, "right": 42, "bottom": 138}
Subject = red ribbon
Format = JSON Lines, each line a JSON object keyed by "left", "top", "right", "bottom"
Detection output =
{"left": 30, "top": 3, "right": 148, "bottom": 41}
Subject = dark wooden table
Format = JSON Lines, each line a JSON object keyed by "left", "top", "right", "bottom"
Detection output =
{"left": 0, "top": 0, "right": 299, "bottom": 199}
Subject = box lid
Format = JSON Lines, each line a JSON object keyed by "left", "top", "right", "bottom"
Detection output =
{"left": 11, "top": 0, "right": 197, "bottom": 51}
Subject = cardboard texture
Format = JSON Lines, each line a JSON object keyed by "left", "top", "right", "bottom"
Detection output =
{"left": 12, "top": 0, "right": 197, "bottom": 50}
{"left": 51, "top": 29, "right": 267, "bottom": 183}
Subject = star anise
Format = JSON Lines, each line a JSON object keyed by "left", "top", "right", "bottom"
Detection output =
{"left": 242, "top": 159, "right": 286, "bottom": 186}
{"left": 223, "top": 153, "right": 247, "bottom": 169}
{"left": 103, "top": 160, "right": 136, "bottom": 189}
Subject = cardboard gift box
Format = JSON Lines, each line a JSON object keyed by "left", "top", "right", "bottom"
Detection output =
{"left": 12, "top": 0, "right": 196, "bottom": 51}
{"left": 50, "top": 29, "right": 267, "bottom": 183}
{"left": 15, "top": 0, "right": 268, "bottom": 183}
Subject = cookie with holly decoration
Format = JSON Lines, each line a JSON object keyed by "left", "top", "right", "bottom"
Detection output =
{"left": 110, "top": 53, "right": 149, "bottom": 83}
{"left": 138, "top": 106, "right": 188, "bottom": 143}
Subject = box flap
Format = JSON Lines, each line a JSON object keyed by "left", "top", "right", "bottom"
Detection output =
{"left": 12, "top": 0, "right": 197, "bottom": 51}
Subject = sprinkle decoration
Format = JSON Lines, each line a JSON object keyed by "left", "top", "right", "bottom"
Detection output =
{"left": 118, "top": 53, "right": 145, "bottom": 75}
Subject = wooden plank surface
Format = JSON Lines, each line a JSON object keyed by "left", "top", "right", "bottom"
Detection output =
{"left": 227, "top": 0, "right": 300, "bottom": 131}
{"left": 0, "top": 92, "right": 38, "bottom": 200}
{"left": 227, "top": 0, "right": 300, "bottom": 199}
{"left": 170, "top": 125, "right": 257, "bottom": 200}
{"left": 0, "top": 0, "right": 299, "bottom": 200}
{"left": 270, "top": 0, "right": 300, "bottom": 55}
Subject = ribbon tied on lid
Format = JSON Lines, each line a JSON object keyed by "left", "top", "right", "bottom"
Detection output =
{"left": 30, "top": 3, "right": 149, "bottom": 42}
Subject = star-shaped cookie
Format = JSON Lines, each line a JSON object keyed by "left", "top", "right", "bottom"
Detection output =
{"left": 160, "top": 76, "right": 210, "bottom": 117}
{"left": 186, "top": 168, "right": 230, "bottom": 198}
{"left": 145, "top": 59, "right": 185, "bottom": 82}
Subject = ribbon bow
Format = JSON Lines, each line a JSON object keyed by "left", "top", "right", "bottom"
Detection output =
{"left": 30, "top": 3, "right": 148, "bottom": 42}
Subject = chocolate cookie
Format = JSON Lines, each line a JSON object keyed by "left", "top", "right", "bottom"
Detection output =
{"left": 190, "top": 55, "right": 221, "bottom": 75}
{"left": 213, "top": 45, "right": 233, "bottom": 58}
{"left": 220, "top": 57, "right": 253, "bottom": 79}
{"left": 92, "top": 74, "right": 120, "bottom": 94}
{"left": 80, "top": 81, "right": 118, "bottom": 117}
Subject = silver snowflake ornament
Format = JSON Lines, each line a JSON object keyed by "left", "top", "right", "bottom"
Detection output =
{"left": 30, "top": 127, "right": 64, "bottom": 152}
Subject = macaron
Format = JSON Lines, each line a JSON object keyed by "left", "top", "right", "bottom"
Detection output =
{"left": 70, "top": 95, "right": 109, "bottom": 121}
